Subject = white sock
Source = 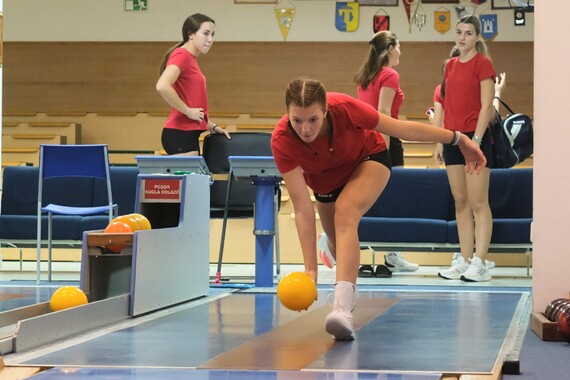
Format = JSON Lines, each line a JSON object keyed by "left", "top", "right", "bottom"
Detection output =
{"left": 334, "top": 281, "right": 356, "bottom": 311}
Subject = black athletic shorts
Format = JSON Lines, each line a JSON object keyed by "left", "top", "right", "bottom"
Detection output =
{"left": 389, "top": 137, "right": 404, "bottom": 167}
{"left": 443, "top": 129, "right": 493, "bottom": 168}
{"left": 161, "top": 129, "right": 203, "bottom": 155}
{"left": 313, "top": 150, "right": 392, "bottom": 203}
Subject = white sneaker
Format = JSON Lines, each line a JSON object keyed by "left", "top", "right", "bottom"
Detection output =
{"left": 325, "top": 281, "right": 356, "bottom": 340}
{"left": 384, "top": 252, "right": 419, "bottom": 272}
{"left": 452, "top": 252, "right": 495, "bottom": 269}
{"left": 451, "top": 252, "right": 462, "bottom": 267}
{"left": 318, "top": 233, "right": 335, "bottom": 269}
{"left": 461, "top": 257, "right": 491, "bottom": 282}
{"left": 438, "top": 256, "right": 469, "bottom": 280}
{"left": 325, "top": 307, "right": 355, "bottom": 341}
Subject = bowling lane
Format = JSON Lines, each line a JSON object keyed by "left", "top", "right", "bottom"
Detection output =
{"left": 11, "top": 289, "right": 528, "bottom": 376}
{"left": 29, "top": 367, "right": 443, "bottom": 380}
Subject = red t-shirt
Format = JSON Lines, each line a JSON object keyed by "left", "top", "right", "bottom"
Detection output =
{"left": 271, "top": 93, "right": 385, "bottom": 194}
{"left": 357, "top": 67, "right": 404, "bottom": 119}
{"left": 443, "top": 53, "right": 495, "bottom": 133}
{"left": 164, "top": 48, "right": 209, "bottom": 131}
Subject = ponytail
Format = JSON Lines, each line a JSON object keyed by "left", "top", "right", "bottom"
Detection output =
{"left": 159, "top": 42, "right": 184, "bottom": 75}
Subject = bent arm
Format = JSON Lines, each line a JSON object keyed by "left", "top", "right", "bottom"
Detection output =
{"left": 493, "top": 72, "right": 506, "bottom": 113}
{"left": 281, "top": 167, "right": 319, "bottom": 281}
{"left": 156, "top": 65, "right": 196, "bottom": 119}
{"left": 375, "top": 111, "right": 456, "bottom": 145}
{"left": 374, "top": 111, "right": 486, "bottom": 173}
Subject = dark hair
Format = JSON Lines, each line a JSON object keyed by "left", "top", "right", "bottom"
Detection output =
{"left": 159, "top": 13, "right": 215, "bottom": 75}
{"left": 354, "top": 31, "right": 399, "bottom": 90}
{"left": 285, "top": 78, "right": 327, "bottom": 110}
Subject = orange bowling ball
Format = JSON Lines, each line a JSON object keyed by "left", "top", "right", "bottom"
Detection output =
{"left": 50, "top": 286, "right": 88, "bottom": 312}
{"left": 277, "top": 272, "right": 317, "bottom": 311}
{"left": 112, "top": 214, "right": 141, "bottom": 231}
{"left": 104, "top": 221, "right": 133, "bottom": 252}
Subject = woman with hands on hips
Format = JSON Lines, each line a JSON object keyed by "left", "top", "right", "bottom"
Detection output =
{"left": 156, "top": 13, "right": 230, "bottom": 156}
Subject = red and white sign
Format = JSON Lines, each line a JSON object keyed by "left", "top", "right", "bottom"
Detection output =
{"left": 141, "top": 179, "right": 181, "bottom": 202}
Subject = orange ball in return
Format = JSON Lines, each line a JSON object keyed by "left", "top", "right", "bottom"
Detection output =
{"left": 277, "top": 272, "right": 317, "bottom": 311}
{"left": 112, "top": 214, "right": 141, "bottom": 231}
{"left": 104, "top": 221, "right": 133, "bottom": 252}
{"left": 50, "top": 286, "right": 88, "bottom": 312}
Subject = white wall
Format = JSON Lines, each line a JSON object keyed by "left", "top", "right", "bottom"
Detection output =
{"left": 4, "top": 0, "right": 532, "bottom": 42}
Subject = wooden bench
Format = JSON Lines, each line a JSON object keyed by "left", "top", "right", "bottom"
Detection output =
{"left": 1, "top": 147, "right": 39, "bottom": 166}
{"left": 236, "top": 124, "right": 275, "bottom": 131}
{"left": 250, "top": 113, "right": 282, "bottom": 119}
{"left": 2, "top": 134, "right": 67, "bottom": 148}
{"left": 108, "top": 150, "right": 162, "bottom": 166}
{"left": 3, "top": 122, "right": 82, "bottom": 144}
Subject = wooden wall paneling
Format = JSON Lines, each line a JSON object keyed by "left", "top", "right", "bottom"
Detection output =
{"left": 2, "top": 41, "right": 533, "bottom": 118}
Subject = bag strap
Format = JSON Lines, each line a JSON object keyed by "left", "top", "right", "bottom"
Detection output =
{"left": 494, "top": 97, "right": 516, "bottom": 115}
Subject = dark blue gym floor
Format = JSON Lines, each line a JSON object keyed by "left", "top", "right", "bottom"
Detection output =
{"left": 1, "top": 283, "right": 531, "bottom": 379}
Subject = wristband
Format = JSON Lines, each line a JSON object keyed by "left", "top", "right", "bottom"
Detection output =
{"left": 472, "top": 135, "right": 482, "bottom": 145}
{"left": 449, "top": 131, "right": 461, "bottom": 146}
{"left": 210, "top": 125, "right": 217, "bottom": 133}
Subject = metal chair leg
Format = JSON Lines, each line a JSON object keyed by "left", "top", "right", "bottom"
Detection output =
{"left": 48, "top": 213, "right": 53, "bottom": 282}
{"left": 215, "top": 172, "right": 234, "bottom": 283}
{"left": 36, "top": 215, "right": 42, "bottom": 285}
{"left": 274, "top": 185, "right": 281, "bottom": 281}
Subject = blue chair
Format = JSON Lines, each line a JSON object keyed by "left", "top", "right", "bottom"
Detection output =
{"left": 35, "top": 144, "right": 117, "bottom": 284}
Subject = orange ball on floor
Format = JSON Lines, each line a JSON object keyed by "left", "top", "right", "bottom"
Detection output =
{"left": 277, "top": 272, "right": 317, "bottom": 312}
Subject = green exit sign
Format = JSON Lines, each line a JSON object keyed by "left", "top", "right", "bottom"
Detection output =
{"left": 125, "top": 0, "right": 148, "bottom": 12}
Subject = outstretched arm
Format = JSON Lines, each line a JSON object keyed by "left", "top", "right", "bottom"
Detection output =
{"left": 375, "top": 113, "right": 486, "bottom": 173}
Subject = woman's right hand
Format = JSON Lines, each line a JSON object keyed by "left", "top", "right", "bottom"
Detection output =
{"left": 305, "top": 269, "right": 318, "bottom": 286}
{"left": 187, "top": 107, "right": 205, "bottom": 122}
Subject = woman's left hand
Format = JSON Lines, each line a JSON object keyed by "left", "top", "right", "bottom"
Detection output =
{"left": 213, "top": 126, "right": 231, "bottom": 140}
{"left": 458, "top": 134, "right": 487, "bottom": 174}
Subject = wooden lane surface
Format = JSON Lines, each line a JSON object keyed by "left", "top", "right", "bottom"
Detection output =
{"left": 200, "top": 298, "right": 398, "bottom": 371}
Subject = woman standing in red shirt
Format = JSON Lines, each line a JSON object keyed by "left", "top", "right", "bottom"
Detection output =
{"left": 271, "top": 78, "right": 486, "bottom": 340}
{"left": 437, "top": 15, "right": 496, "bottom": 282}
{"left": 156, "top": 13, "right": 229, "bottom": 156}
{"left": 354, "top": 30, "right": 419, "bottom": 276}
